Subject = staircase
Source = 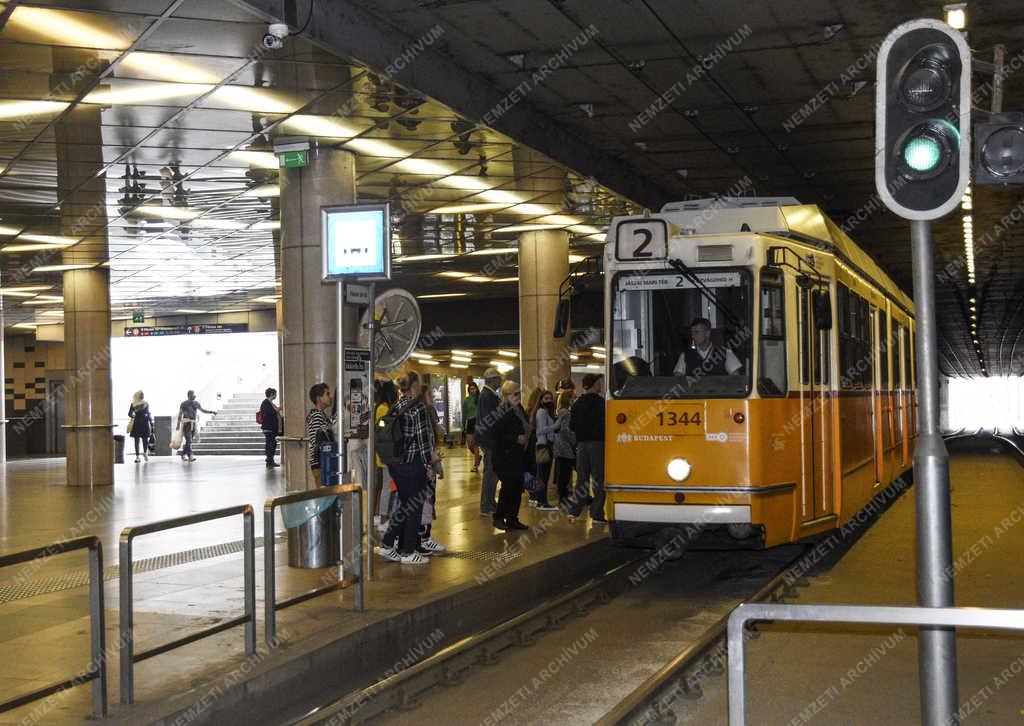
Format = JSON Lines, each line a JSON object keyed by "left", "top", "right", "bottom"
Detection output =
{"left": 192, "top": 392, "right": 268, "bottom": 456}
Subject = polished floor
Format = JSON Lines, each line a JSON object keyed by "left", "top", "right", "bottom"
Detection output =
{"left": 0, "top": 448, "right": 607, "bottom": 724}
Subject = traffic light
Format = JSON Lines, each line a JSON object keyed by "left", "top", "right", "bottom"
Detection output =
{"left": 876, "top": 19, "right": 971, "bottom": 220}
{"left": 974, "top": 113, "right": 1024, "bottom": 185}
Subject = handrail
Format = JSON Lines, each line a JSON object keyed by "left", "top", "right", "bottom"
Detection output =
{"left": 119, "top": 505, "right": 255, "bottom": 705}
{"left": 727, "top": 602, "right": 1024, "bottom": 725}
{"left": 0, "top": 536, "right": 107, "bottom": 717}
{"left": 264, "top": 484, "right": 364, "bottom": 645}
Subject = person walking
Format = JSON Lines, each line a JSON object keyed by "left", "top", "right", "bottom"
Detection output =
{"left": 491, "top": 380, "right": 530, "bottom": 531}
{"left": 529, "top": 389, "right": 560, "bottom": 511}
{"left": 375, "top": 371, "right": 437, "bottom": 565}
{"left": 260, "top": 387, "right": 282, "bottom": 469}
{"left": 417, "top": 383, "right": 446, "bottom": 554}
{"left": 569, "top": 373, "right": 607, "bottom": 523}
{"left": 305, "top": 383, "right": 334, "bottom": 487}
{"left": 127, "top": 390, "right": 152, "bottom": 463}
{"left": 474, "top": 368, "right": 502, "bottom": 516}
{"left": 552, "top": 390, "right": 577, "bottom": 508}
{"left": 177, "top": 390, "right": 216, "bottom": 462}
{"left": 462, "top": 381, "right": 481, "bottom": 472}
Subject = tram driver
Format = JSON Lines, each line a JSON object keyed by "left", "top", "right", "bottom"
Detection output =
{"left": 673, "top": 317, "right": 742, "bottom": 377}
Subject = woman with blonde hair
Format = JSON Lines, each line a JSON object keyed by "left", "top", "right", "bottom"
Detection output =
{"left": 490, "top": 380, "right": 531, "bottom": 530}
{"left": 127, "top": 390, "right": 152, "bottom": 463}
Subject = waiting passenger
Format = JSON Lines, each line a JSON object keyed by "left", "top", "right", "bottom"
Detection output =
{"left": 305, "top": 383, "right": 335, "bottom": 486}
{"left": 127, "top": 390, "right": 152, "bottom": 463}
{"left": 375, "top": 371, "right": 438, "bottom": 564}
{"left": 462, "top": 381, "right": 482, "bottom": 473}
{"left": 417, "top": 383, "right": 446, "bottom": 554}
{"left": 552, "top": 390, "right": 577, "bottom": 508}
{"left": 673, "top": 317, "right": 742, "bottom": 377}
{"left": 374, "top": 379, "right": 399, "bottom": 540}
{"left": 569, "top": 373, "right": 606, "bottom": 523}
{"left": 529, "top": 389, "right": 559, "bottom": 511}
{"left": 177, "top": 390, "right": 216, "bottom": 463}
{"left": 491, "top": 380, "right": 531, "bottom": 531}
{"left": 475, "top": 367, "right": 503, "bottom": 516}
{"left": 260, "top": 387, "right": 282, "bottom": 469}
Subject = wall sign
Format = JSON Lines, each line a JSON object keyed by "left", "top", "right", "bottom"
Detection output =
{"left": 124, "top": 324, "right": 248, "bottom": 337}
{"left": 343, "top": 348, "right": 371, "bottom": 439}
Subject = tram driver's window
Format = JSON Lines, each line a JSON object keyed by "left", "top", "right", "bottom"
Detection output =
{"left": 758, "top": 269, "right": 786, "bottom": 396}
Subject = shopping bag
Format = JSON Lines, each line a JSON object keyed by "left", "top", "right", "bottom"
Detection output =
{"left": 170, "top": 425, "right": 183, "bottom": 450}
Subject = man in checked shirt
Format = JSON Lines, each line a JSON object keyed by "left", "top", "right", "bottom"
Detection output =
{"left": 375, "top": 371, "right": 440, "bottom": 565}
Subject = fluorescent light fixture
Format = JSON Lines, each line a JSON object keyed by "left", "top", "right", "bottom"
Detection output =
{"left": 3, "top": 286, "right": 53, "bottom": 293}
{"left": 492, "top": 277, "right": 518, "bottom": 283}
{"left": 568, "top": 254, "right": 587, "bottom": 263}
{"left": 570, "top": 354, "right": 579, "bottom": 361}
{"left": 437, "top": 271, "right": 472, "bottom": 278}
{"left": 586, "top": 364, "right": 602, "bottom": 370}
{"left": 23, "top": 299, "right": 62, "bottom": 306}
{"left": 417, "top": 293, "right": 467, "bottom": 299}
{"left": 13, "top": 323, "right": 38, "bottom": 329}
{"left": 452, "top": 356, "right": 472, "bottom": 363}
{"left": 120, "top": 52, "right": 227, "bottom": 84}
{"left": 175, "top": 309, "right": 207, "bottom": 314}
{"left": 396, "top": 254, "right": 454, "bottom": 262}
{"left": 32, "top": 264, "right": 96, "bottom": 272}
{"left": 7, "top": 6, "right": 136, "bottom": 49}
{"left": 592, "top": 352, "right": 606, "bottom": 359}
{"left": 192, "top": 219, "right": 248, "bottom": 230}
{"left": 242, "top": 184, "right": 280, "bottom": 198}
{"left": 451, "top": 363, "right": 469, "bottom": 369}
{"left": 591, "top": 345, "right": 606, "bottom": 352}
{"left": 134, "top": 205, "right": 198, "bottom": 221}
{"left": 462, "top": 276, "right": 492, "bottom": 282}
{"left": 467, "top": 247, "right": 518, "bottom": 256}
{"left": 427, "top": 203, "right": 510, "bottom": 214}
{"left": 0, "top": 102, "right": 70, "bottom": 123}
{"left": 3, "top": 244, "right": 71, "bottom": 253}
{"left": 420, "top": 360, "right": 440, "bottom": 366}
{"left": 451, "top": 349, "right": 473, "bottom": 357}
{"left": 84, "top": 82, "right": 213, "bottom": 106}
{"left": 345, "top": 138, "right": 407, "bottom": 159}
{"left": 230, "top": 151, "right": 279, "bottom": 169}
{"left": 40, "top": 310, "right": 64, "bottom": 317}
{"left": 0, "top": 291, "right": 36, "bottom": 297}
{"left": 494, "top": 224, "right": 566, "bottom": 234}
{"left": 251, "top": 296, "right": 280, "bottom": 304}
{"left": 0, "top": 225, "right": 23, "bottom": 235}
{"left": 207, "top": 86, "right": 305, "bottom": 114}
{"left": 411, "top": 352, "right": 435, "bottom": 360}
{"left": 944, "top": 3, "right": 967, "bottom": 29}
{"left": 250, "top": 220, "right": 281, "bottom": 231}
{"left": 18, "top": 234, "right": 78, "bottom": 245}
{"left": 497, "top": 350, "right": 517, "bottom": 358}
{"left": 279, "top": 114, "right": 362, "bottom": 138}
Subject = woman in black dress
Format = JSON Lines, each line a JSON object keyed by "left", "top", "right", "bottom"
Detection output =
{"left": 128, "top": 390, "right": 152, "bottom": 463}
{"left": 491, "top": 380, "right": 531, "bottom": 531}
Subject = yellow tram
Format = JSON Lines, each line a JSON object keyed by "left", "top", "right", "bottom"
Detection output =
{"left": 602, "top": 198, "right": 916, "bottom": 550}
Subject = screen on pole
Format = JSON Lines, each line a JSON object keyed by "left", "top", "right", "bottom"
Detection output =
{"left": 322, "top": 203, "right": 391, "bottom": 280}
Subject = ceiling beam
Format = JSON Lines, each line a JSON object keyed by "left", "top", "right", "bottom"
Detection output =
{"left": 233, "top": 0, "right": 673, "bottom": 210}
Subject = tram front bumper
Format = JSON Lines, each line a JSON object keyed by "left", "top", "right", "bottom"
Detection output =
{"left": 613, "top": 502, "right": 752, "bottom": 524}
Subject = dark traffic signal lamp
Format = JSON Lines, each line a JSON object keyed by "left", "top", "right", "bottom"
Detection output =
{"left": 974, "top": 113, "right": 1024, "bottom": 185}
{"left": 876, "top": 19, "right": 971, "bottom": 220}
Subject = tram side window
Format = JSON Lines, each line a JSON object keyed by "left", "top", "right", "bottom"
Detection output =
{"left": 838, "top": 284, "right": 872, "bottom": 389}
{"left": 758, "top": 269, "right": 786, "bottom": 396}
{"left": 894, "top": 323, "right": 906, "bottom": 389}
{"left": 880, "top": 313, "right": 891, "bottom": 390}
{"left": 904, "top": 327, "right": 914, "bottom": 389}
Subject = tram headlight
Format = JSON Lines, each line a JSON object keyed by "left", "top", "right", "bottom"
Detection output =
{"left": 667, "top": 458, "right": 691, "bottom": 482}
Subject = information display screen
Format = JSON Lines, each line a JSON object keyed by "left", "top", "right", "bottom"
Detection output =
{"left": 322, "top": 203, "right": 390, "bottom": 280}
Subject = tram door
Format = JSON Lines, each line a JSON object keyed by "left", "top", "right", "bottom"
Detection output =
{"left": 798, "top": 287, "right": 835, "bottom": 521}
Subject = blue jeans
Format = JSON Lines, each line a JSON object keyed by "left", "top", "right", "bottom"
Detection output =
{"left": 384, "top": 461, "right": 428, "bottom": 555}
{"left": 572, "top": 441, "right": 605, "bottom": 519}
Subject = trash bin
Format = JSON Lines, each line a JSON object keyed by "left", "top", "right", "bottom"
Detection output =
{"left": 285, "top": 497, "right": 341, "bottom": 568}
{"left": 153, "top": 416, "right": 172, "bottom": 456}
{"left": 113, "top": 435, "right": 125, "bottom": 464}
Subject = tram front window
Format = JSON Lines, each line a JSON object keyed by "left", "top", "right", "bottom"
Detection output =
{"left": 611, "top": 268, "right": 752, "bottom": 398}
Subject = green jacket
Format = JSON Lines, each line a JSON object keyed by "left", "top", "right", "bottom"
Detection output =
{"left": 462, "top": 393, "right": 479, "bottom": 422}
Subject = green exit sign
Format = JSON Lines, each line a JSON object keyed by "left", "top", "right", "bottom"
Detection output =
{"left": 132, "top": 311, "right": 144, "bottom": 323}
{"left": 278, "top": 150, "right": 308, "bottom": 169}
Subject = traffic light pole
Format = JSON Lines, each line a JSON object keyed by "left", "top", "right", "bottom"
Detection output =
{"left": 910, "top": 219, "right": 959, "bottom": 725}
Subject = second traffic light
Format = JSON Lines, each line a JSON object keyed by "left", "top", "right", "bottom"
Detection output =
{"left": 876, "top": 19, "right": 971, "bottom": 220}
{"left": 974, "top": 113, "right": 1024, "bottom": 185}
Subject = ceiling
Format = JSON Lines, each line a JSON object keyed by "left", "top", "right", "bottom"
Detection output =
{"left": 2, "top": 0, "right": 1024, "bottom": 376}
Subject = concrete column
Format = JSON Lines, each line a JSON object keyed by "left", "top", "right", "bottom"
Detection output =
{"left": 280, "top": 145, "right": 356, "bottom": 490}
{"left": 56, "top": 103, "right": 112, "bottom": 487}
{"left": 518, "top": 230, "right": 570, "bottom": 390}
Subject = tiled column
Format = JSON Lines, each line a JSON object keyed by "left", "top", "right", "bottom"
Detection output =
{"left": 56, "top": 104, "right": 112, "bottom": 487}
{"left": 518, "top": 230, "right": 570, "bottom": 390}
{"left": 280, "top": 146, "right": 356, "bottom": 491}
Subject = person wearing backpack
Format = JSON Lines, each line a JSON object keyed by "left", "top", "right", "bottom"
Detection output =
{"left": 373, "top": 379, "right": 399, "bottom": 540}
{"left": 259, "top": 387, "right": 282, "bottom": 469}
{"left": 375, "top": 371, "right": 438, "bottom": 565}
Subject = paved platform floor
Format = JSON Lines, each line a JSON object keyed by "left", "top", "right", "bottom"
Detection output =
{"left": 681, "top": 450, "right": 1024, "bottom": 726}
{"left": 0, "top": 449, "right": 607, "bottom": 724}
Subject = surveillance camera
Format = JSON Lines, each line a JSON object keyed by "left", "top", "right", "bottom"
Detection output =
{"left": 262, "top": 22, "right": 288, "bottom": 50}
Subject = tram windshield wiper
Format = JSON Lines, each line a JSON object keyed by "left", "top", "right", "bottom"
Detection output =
{"left": 667, "top": 257, "right": 744, "bottom": 330}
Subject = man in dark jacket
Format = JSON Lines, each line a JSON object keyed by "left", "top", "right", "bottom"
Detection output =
{"left": 474, "top": 367, "right": 503, "bottom": 516}
{"left": 568, "top": 373, "right": 606, "bottom": 522}
{"left": 260, "top": 387, "right": 282, "bottom": 469}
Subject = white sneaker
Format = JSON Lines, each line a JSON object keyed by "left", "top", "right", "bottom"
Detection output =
{"left": 400, "top": 551, "right": 430, "bottom": 565}
{"left": 143, "top": 453, "right": 149, "bottom": 461}
{"left": 527, "top": 500, "right": 538, "bottom": 508}
{"left": 537, "top": 504, "right": 558, "bottom": 511}
{"left": 420, "top": 537, "right": 446, "bottom": 553}
{"left": 374, "top": 545, "right": 401, "bottom": 562}
{"left": 134, "top": 457, "right": 140, "bottom": 463}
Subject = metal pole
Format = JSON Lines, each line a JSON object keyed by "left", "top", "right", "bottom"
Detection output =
{"left": 243, "top": 510, "right": 256, "bottom": 654}
{"left": 337, "top": 280, "right": 346, "bottom": 479}
{"left": 264, "top": 505, "right": 276, "bottom": 645}
{"left": 0, "top": 289, "right": 7, "bottom": 464}
{"left": 89, "top": 542, "right": 107, "bottom": 717}
{"left": 118, "top": 536, "right": 134, "bottom": 705}
{"left": 910, "top": 219, "right": 959, "bottom": 725}
{"left": 352, "top": 489, "right": 365, "bottom": 611}
{"left": 992, "top": 44, "right": 1005, "bottom": 114}
{"left": 365, "top": 282, "right": 377, "bottom": 582}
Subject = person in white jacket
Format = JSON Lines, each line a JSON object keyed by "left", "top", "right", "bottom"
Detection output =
{"left": 528, "top": 389, "right": 560, "bottom": 511}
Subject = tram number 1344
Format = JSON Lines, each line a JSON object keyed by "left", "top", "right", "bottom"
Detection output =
{"left": 656, "top": 411, "right": 702, "bottom": 426}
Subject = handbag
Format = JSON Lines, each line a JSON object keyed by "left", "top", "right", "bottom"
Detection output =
{"left": 535, "top": 444, "right": 552, "bottom": 465}
{"left": 126, "top": 417, "right": 134, "bottom": 435}
{"left": 170, "top": 425, "right": 183, "bottom": 450}
{"left": 524, "top": 471, "right": 546, "bottom": 494}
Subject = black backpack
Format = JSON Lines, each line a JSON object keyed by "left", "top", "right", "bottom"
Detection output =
{"left": 375, "top": 405, "right": 406, "bottom": 466}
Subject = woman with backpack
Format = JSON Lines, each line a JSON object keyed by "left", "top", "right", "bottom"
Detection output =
{"left": 373, "top": 379, "right": 399, "bottom": 540}
{"left": 552, "top": 389, "right": 577, "bottom": 509}
{"left": 127, "top": 390, "right": 152, "bottom": 463}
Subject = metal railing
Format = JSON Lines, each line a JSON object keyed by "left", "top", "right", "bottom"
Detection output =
{"left": 727, "top": 602, "right": 1024, "bottom": 725}
{"left": 0, "top": 536, "right": 107, "bottom": 717}
{"left": 264, "top": 484, "right": 364, "bottom": 645}
{"left": 119, "top": 505, "right": 256, "bottom": 705}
